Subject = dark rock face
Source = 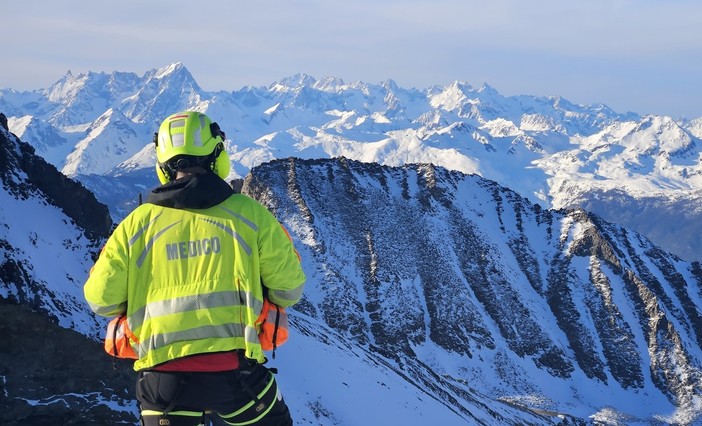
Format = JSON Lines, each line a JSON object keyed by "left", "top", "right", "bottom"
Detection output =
{"left": 0, "top": 303, "right": 137, "bottom": 425}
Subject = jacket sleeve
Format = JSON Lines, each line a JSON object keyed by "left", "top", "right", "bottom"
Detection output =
{"left": 83, "top": 225, "right": 129, "bottom": 317}
{"left": 257, "top": 207, "right": 306, "bottom": 308}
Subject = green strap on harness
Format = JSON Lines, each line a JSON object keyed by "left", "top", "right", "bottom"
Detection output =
{"left": 219, "top": 371, "right": 278, "bottom": 425}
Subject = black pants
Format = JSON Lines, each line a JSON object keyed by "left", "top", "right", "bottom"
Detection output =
{"left": 136, "top": 364, "right": 293, "bottom": 426}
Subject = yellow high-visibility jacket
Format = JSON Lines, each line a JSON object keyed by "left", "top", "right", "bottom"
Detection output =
{"left": 84, "top": 181, "right": 306, "bottom": 371}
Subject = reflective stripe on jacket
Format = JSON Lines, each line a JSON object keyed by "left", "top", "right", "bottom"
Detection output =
{"left": 84, "top": 193, "right": 305, "bottom": 370}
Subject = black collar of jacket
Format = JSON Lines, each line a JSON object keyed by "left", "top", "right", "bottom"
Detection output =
{"left": 146, "top": 171, "right": 234, "bottom": 209}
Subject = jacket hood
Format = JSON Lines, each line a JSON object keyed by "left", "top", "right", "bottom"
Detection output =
{"left": 146, "top": 171, "right": 234, "bottom": 209}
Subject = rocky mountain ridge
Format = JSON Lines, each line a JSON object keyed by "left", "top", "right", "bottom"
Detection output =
{"left": 0, "top": 115, "right": 135, "bottom": 424}
{"left": 244, "top": 157, "right": 702, "bottom": 423}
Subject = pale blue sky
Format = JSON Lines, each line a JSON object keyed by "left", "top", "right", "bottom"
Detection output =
{"left": 2, "top": 0, "right": 701, "bottom": 118}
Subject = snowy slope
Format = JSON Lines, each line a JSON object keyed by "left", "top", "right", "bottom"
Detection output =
{"left": 0, "top": 125, "right": 106, "bottom": 334}
{"left": 61, "top": 108, "right": 151, "bottom": 176}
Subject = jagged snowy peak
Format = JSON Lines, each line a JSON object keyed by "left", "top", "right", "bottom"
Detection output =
{"left": 6, "top": 63, "right": 206, "bottom": 130}
{"left": 275, "top": 73, "right": 318, "bottom": 89}
{"left": 311, "top": 75, "right": 346, "bottom": 91}
{"left": 621, "top": 116, "right": 696, "bottom": 153}
{"left": 425, "top": 81, "right": 635, "bottom": 136}
{"left": 61, "top": 108, "right": 151, "bottom": 176}
{"left": 43, "top": 69, "right": 143, "bottom": 127}
{"left": 264, "top": 75, "right": 425, "bottom": 125}
{"left": 427, "top": 80, "right": 473, "bottom": 108}
{"left": 606, "top": 117, "right": 698, "bottom": 184}
{"left": 120, "top": 62, "right": 210, "bottom": 123}
{"left": 45, "top": 69, "right": 141, "bottom": 105}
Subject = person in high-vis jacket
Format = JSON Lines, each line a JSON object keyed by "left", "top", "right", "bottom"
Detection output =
{"left": 84, "top": 111, "right": 306, "bottom": 426}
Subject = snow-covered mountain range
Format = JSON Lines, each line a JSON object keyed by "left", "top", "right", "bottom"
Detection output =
{"left": 2, "top": 63, "right": 701, "bottom": 262}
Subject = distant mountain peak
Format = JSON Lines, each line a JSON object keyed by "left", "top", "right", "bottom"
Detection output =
{"left": 477, "top": 82, "right": 498, "bottom": 94}
{"left": 139, "top": 62, "right": 199, "bottom": 92}
{"left": 450, "top": 80, "right": 476, "bottom": 92}
{"left": 312, "top": 76, "right": 346, "bottom": 91}
{"left": 379, "top": 79, "right": 399, "bottom": 91}
{"left": 277, "top": 73, "right": 317, "bottom": 88}
{"left": 428, "top": 81, "right": 474, "bottom": 111}
{"left": 152, "top": 62, "right": 188, "bottom": 80}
